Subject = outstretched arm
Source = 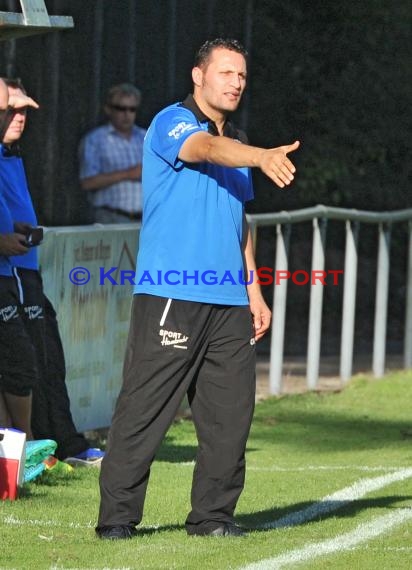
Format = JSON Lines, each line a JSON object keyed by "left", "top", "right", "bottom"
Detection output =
{"left": 179, "top": 131, "right": 300, "bottom": 189}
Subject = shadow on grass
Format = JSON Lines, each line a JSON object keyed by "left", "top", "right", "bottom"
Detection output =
{"left": 137, "top": 523, "right": 185, "bottom": 535}
{"left": 155, "top": 442, "right": 258, "bottom": 463}
{"left": 238, "top": 495, "right": 412, "bottom": 530}
{"left": 95, "top": 495, "right": 412, "bottom": 536}
{"left": 155, "top": 438, "right": 197, "bottom": 463}
{"left": 251, "top": 407, "right": 412, "bottom": 452}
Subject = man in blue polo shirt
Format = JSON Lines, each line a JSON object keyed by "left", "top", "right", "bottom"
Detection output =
{"left": 97, "top": 38, "right": 300, "bottom": 539}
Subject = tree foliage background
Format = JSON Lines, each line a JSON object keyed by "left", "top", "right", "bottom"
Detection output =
{"left": 0, "top": 0, "right": 409, "bottom": 224}
{"left": 247, "top": 1, "right": 412, "bottom": 215}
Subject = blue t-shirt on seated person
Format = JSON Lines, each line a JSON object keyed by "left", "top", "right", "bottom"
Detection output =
{"left": 0, "top": 145, "right": 38, "bottom": 270}
{"left": 134, "top": 101, "right": 253, "bottom": 305}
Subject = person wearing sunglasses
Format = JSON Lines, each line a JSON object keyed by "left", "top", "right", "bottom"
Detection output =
{"left": 79, "top": 83, "right": 146, "bottom": 224}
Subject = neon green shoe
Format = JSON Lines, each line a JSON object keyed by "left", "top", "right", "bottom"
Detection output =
{"left": 43, "top": 455, "right": 74, "bottom": 475}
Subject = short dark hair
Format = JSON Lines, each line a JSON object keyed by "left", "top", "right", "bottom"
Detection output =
{"left": 4, "top": 77, "right": 26, "bottom": 94}
{"left": 194, "top": 38, "right": 248, "bottom": 69}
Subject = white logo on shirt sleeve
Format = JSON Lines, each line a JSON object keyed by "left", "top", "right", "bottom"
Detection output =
{"left": 168, "top": 122, "right": 198, "bottom": 140}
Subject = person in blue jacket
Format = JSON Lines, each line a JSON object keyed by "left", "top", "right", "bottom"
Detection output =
{"left": 0, "top": 77, "right": 40, "bottom": 436}
{"left": 1, "top": 78, "right": 104, "bottom": 465}
{"left": 0, "top": 191, "right": 37, "bottom": 436}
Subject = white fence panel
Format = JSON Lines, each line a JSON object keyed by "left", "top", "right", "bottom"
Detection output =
{"left": 39, "top": 223, "right": 140, "bottom": 431}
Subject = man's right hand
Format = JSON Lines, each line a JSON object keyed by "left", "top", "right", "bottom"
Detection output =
{"left": 259, "top": 140, "right": 300, "bottom": 188}
{"left": 8, "top": 92, "right": 39, "bottom": 110}
{"left": 0, "top": 233, "right": 29, "bottom": 256}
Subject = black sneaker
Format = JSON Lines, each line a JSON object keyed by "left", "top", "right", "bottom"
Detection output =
{"left": 96, "top": 525, "right": 137, "bottom": 540}
{"left": 189, "top": 522, "right": 247, "bottom": 537}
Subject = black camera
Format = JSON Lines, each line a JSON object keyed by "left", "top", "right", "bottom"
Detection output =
{"left": 26, "top": 226, "right": 43, "bottom": 247}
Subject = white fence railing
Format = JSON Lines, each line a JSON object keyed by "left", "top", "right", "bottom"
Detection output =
{"left": 40, "top": 223, "right": 139, "bottom": 431}
{"left": 39, "top": 205, "right": 412, "bottom": 429}
{"left": 247, "top": 205, "right": 412, "bottom": 395}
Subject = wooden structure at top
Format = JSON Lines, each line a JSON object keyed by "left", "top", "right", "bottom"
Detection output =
{"left": 0, "top": 0, "right": 73, "bottom": 41}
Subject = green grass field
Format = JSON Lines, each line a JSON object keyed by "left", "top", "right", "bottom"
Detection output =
{"left": 1, "top": 371, "right": 412, "bottom": 569}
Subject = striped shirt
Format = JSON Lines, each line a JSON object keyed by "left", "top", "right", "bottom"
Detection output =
{"left": 79, "top": 123, "right": 146, "bottom": 213}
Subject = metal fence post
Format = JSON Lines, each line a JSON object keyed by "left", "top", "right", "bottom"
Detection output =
{"left": 307, "top": 218, "right": 327, "bottom": 389}
{"left": 404, "top": 221, "right": 412, "bottom": 368}
{"left": 340, "top": 220, "right": 359, "bottom": 382}
{"left": 373, "top": 223, "right": 391, "bottom": 377}
{"left": 269, "top": 223, "right": 291, "bottom": 394}
{"left": 248, "top": 206, "right": 412, "bottom": 393}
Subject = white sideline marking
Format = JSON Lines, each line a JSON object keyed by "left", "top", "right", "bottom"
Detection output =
{"left": 248, "top": 465, "right": 404, "bottom": 473}
{"left": 49, "top": 567, "right": 131, "bottom": 570}
{"left": 258, "top": 467, "right": 412, "bottom": 530}
{"left": 2, "top": 514, "right": 94, "bottom": 528}
{"left": 176, "top": 462, "right": 406, "bottom": 472}
{"left": 240, "top": 508, "right": 412, "bottom": 569}
{"left": 2, "top": 513, "right": 161, "bottom": 532}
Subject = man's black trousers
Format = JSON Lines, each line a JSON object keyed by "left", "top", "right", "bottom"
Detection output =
{"left": 98, "top": 294, "right": 256, "bottom": 534}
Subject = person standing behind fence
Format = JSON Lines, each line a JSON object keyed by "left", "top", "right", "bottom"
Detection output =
{"left": 79, "top": 83, "right": 146, "bottom": 224}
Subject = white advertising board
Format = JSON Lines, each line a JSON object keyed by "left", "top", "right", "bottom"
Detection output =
{"left": 39, "top": 224, "right": 140, "bottom": 431}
